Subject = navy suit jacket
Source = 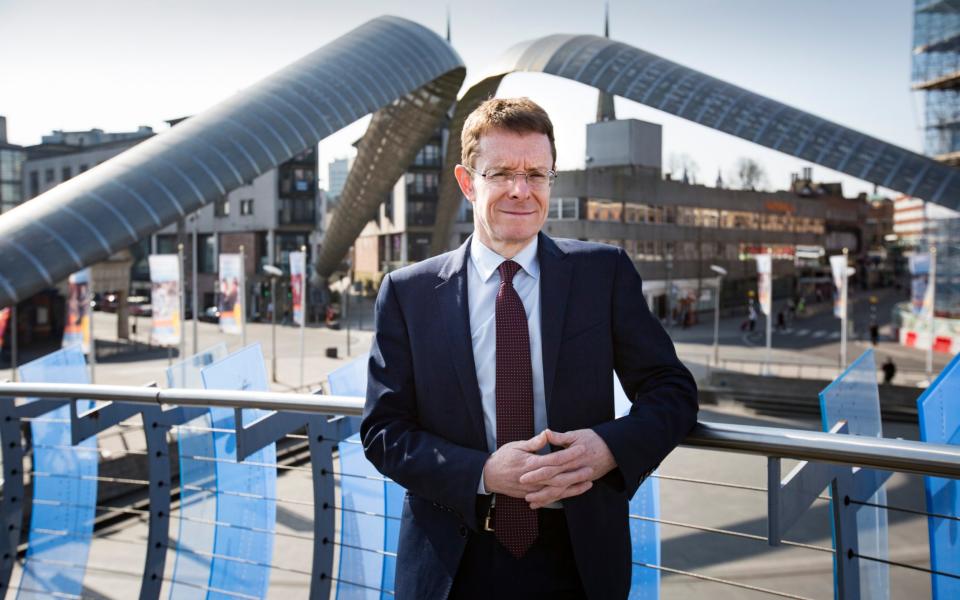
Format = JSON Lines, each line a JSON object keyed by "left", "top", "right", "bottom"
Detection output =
{"left": 362, "top": 233, "right": 698, "bottom": 599}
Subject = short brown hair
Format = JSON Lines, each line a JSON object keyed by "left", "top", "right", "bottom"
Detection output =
{"left": 460, "top": 97, "right": 556, "bottom": 169}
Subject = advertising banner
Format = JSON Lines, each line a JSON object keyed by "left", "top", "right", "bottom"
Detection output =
{"left": 218, "top": 254, "right": 243, "bottom": 335}
{"left": 148, "top": 255, "right": 182, "bottom": 346}
{"left": 290, "top": 251, "right": 306, "bottom": 326}
{"left": 755, "top": 254, "right": 772, "bottom": 316}
{"left": 62, "top": 268, "right": 92, "bottom": 353}
{"left": 0, "top": 306, "right": 9, "bottom": 351}
{"left": 830, "top": 254, "right": 848, "bottom": 319}
{"left": 909, "top": 253, "right": 931, "bottom": 316}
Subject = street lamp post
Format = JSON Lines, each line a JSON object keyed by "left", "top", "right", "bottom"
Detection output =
{"left": 264, "top": 264, "right": 283, "bottom": 383}
{"left": 710, "top": 265, "right": 727, "bottom": 367}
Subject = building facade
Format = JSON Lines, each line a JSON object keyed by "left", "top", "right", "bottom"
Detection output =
{"left": 0, "top": 117, "right": 26, "bottom": 215}
{"left": 150, "top": 143, "right": 322, "bottom": 321}
{"left": 353, "top": 125, "right": 446, "bottom": 286}
{"left": 444, "top": 118, "right": 851, "bottom": 318}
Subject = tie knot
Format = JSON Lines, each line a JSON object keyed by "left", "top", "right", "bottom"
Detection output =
{"left": 498, "top": 260, "right": 521, "bottom": 285}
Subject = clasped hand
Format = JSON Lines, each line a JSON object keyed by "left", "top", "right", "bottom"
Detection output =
{"left": 482, "top": 429, "right": 616, "bottom": 509}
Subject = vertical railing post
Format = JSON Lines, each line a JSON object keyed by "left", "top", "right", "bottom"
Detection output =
{"left": 0, "top": 396, "right": 25, "bottom": 595}
{"left": 308, "top": 418, "right": 338, "bottom": 599}
{"left": 832, "top": 468, "right": 861, "bottom": 600}
{"left": 140, "top": 406, "right": 171, "bottom": 600}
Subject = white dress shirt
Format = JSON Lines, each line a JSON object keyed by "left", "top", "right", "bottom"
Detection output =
{"left": 468, "top": 237, "right": 550, "bottom": 499}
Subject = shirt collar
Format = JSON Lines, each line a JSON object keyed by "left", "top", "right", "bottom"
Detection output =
{"left": 470, "top": 235, "right": 540, "bottom": 283}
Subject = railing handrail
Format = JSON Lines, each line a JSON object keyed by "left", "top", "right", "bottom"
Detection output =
{"left": 1, "top": 382, "right": 958, "bottom": 479}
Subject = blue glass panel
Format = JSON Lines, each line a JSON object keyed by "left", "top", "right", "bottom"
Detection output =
{"left": 16, "top": 346, "right": 96, "bottom": 599}
{"left": 337, "top": 434, "right": 385, "bottom": 599}
{"left": 619, "top": 374, "right": 660, "bottom": 599}
{"left": 200, "top": 344, "right": 277, "bottom": 600}
{"left": 917, "top": 352, "right": 960, "bottom": 600}
{"left": 629, "top": 475, "right": 660, "bottom": 600}
{"left": 166, "top": 344, "right": 229, "bottom": 600}
{"left": 381, "top": 481, "right": 404, "bottom": 599}
{"left": 819, "top": 349, "right": 889, "bottom": 599}
{"left": 327, "top": 353, "right": 369, "bottom": 438}
{"left": 327, "top": 354, "right": 369, "bottom": 398}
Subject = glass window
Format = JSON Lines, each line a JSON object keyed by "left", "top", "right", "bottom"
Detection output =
{"left": 198, "top": 234, "right": 216, "bottom": 273}
{"left": 240, "top": 199, "right": 254, "bottom": 216}
{"left": 215, "top": 196, "right": 230, "bottom": 217}
{"left": 62, "top": 166, "right": 72, "bottom": 181}
{"left": 45, "top": 168, "right": 54, "bottom": 183}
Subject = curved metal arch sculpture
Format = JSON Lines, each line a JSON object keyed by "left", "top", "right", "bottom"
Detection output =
{"left": 0, "top": 16, "right": 464, "bottom": 308}
{"left": 433, "top": 34, "right": 960, "bottom": 255}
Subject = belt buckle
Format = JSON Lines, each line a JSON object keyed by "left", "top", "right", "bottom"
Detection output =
{"left": 483, "top": 505, "right": 495, "bottom": 532}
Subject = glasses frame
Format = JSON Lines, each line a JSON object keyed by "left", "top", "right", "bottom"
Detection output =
{"left": 463, "top": 165, "right": 557, "bottom": 188}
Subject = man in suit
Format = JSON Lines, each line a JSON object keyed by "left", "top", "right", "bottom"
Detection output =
{"left": 362, "top": 98, "right": 698, "bottom": 599}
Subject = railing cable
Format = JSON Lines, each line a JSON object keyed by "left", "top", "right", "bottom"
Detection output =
{"left": 633, "top": 562, "right": 815, "bottom": 600}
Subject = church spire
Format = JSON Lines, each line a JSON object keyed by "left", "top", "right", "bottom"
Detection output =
{"left": 445, "top": 6, "right": 451, "bottom": 43}
{"left": 596, "top": 2, "right": 616, "bottom": 122}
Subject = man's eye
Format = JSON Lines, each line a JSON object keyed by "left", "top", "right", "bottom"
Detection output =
{"left": 527, "top": 173, "right": 548, "bottom": 183}
{"left": 486, "top": 171, "right": 509, "bottom": 181}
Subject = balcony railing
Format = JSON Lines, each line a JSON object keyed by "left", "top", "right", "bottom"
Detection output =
{"left": 0, "top": 382, "right": 957, "bottom": 599}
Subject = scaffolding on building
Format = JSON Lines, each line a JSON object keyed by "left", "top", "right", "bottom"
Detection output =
{"left": 913, "top": 0, "right": 960, "bottom": 164}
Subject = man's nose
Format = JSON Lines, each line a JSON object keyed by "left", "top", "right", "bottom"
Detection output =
{"left": 508, "top": 173, "right": 531, "bottom": 197}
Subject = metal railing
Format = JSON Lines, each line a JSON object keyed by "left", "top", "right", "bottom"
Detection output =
{"left": 703, "top": 356, "right": 931, "bottom": 386}
{"left": 0, "top": 382, "right": 957, "bottom": 599}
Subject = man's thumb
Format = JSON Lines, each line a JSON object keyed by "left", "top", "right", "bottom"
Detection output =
{"left": 545, "top": 429, "right": 574, "bottom": 447}
{"left": 518, "top": 430, "right": 549, "bottom": 451}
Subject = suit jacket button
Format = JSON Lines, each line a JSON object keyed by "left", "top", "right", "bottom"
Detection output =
{"left": 458, "top": 526, "right": 468, "bottom": 538}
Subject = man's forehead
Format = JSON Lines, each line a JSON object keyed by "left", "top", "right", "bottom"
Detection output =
{"left": 476, "top": 129, "right": 552, "bottom": 165}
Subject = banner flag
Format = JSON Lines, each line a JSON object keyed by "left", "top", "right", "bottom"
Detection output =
{"left": 290, "top": 251, "right": 306, "bottom": 326}
{"left": 218, "top": 254, "right": 244, "bottom": 334}
{"left": 0, "top": 306, "right": 9, "bottom": 352}
{"left": 62, "top": 268, "right": 92, "bottom": 353}
{"left": 755, "top": 254, "right": 772, "bottom": 316}
{"left": 148, "top": 255, "right": 182, "bottom": 346}
{"left": 909, "top": 253, "right": 931, "bottom": 316}
{"left": 830, "top": 254, "right": 847, "bottom": 319}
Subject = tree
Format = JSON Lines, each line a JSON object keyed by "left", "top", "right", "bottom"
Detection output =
{"left": 733, "top": 157, "right": 766, "bottom": 191}
{"left": 668, "top": 152, "right": 700, "bottom": 184}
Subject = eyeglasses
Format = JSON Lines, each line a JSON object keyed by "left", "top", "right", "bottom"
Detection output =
{"left": 464, "top": 165, "right": 557, "bottom": 189}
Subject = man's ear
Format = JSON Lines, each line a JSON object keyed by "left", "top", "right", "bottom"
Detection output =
{"left": 454, "top": 164, "right": 475, "bottom": 203}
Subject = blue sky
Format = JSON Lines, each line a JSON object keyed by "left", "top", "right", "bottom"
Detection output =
{"left": 0, "top": 0, "right": 921, "bottom": 197}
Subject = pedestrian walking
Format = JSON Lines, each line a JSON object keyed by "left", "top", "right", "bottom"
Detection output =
{"left": 882, "top": 357, "right": 897, "bottom": 385}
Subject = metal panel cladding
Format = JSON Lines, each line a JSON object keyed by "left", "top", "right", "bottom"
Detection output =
{"left": 0, "top": 16, "right": 464, "bottom": 308}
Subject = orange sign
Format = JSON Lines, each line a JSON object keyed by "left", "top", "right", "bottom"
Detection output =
{"left": 764, "top": 200, "right": 794, "bottom": 214}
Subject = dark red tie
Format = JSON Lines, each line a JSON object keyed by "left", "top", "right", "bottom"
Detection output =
{"left": 494, "top": 259, "right": 538, "bottom": 558}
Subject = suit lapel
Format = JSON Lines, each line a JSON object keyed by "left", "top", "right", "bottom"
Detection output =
{"left": 537, "top": 233, "right": 572, "bottom": 417}
{"left": 435, "top": 236, "right": 487, "bottom": 447}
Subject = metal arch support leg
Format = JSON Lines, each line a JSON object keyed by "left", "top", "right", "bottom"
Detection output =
{"left": 0, "top": 399, "right": 24, "bottom": 597}
{"left": 308, "top": 417, "right": 338, "bottom": 600}
{"left": 138, "top": 407, "right": 171, "bottom": 600}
